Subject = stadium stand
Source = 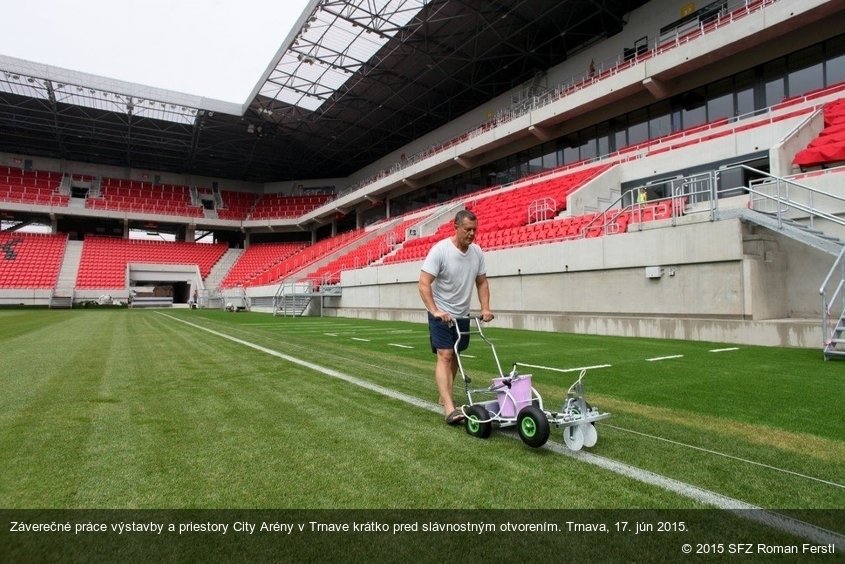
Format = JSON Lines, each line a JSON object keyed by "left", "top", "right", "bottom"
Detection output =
{"left": 0, "top": 232, "right": 67, "bottom": 288}
{"left": 0, "top": 167, "right": 68, "bottom": 206}
{"left": 220, "top": 241, "right": 308, "bottom": 288}
{"left": 235, "top": 229, "right": 368, "bottom": 287}
{"left": 76, "top": 236, "right": 227, "bottom": 289}
{"left": 217, "top": 190, "right": 258, "bottom": 220}
{"left": 89, "top": 179, "right": 204, "bottom": 217}
{"left": 250, "top": 193, "right": 333, "bottom": 219}
{"left": 793, "top": 99, "right": 845, "bottom": 168}
{"left": 307, "top": 219, "right": 417, "bottom": 285}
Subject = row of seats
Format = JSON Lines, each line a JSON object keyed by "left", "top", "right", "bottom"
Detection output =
{"left": 248, "top": 193, "right": 334, "bottom": 220}
{"left": 0, "top": 232, "right": 67, "bottom": 288}
{"left": 307, "top": 219, "right": 417, "bottom": 285}
{"left": 0, "top": 185, "right": 69, "bottom": 206}
{"left": 0, "top": 167, "right": 64, "bottom": 180}
{"left": 383, "top": 198, "right": 682, "bottom": 264}
{"left": 236, "top": 229, "right": 368, "bottom": 287}
{"left": 0, "top": 167, "right": 66, "bottom": 208}
{"left": 219, "top": 242, "right": 307, "bottom": 288}
{"left": 0, "top": 197, "right": 683, "bottom": 290}
{"left": 76, "top": 236, "right": 228, "bottom": 289}
{"left": 793, "top": 98, "right": 845, "bottom": 168}
{"left": 217, "top": 190, "right": 258, "bottom": 220}
{"left": 89, "top": 179, "right": 202, "bottom": 218}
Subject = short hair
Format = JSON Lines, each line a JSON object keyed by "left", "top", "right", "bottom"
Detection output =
{"left": 455, "top": 209, "right": 477, "bottom": 225}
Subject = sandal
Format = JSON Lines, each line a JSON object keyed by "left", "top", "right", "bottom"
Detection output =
{"left": 445, "top": 408, "right": 465, "bottom": 426}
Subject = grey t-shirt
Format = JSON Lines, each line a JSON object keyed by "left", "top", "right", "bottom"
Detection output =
{"left": 421, "top": 238, "right": 486, "bottom": 317}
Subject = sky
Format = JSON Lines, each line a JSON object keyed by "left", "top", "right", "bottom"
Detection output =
{"left": 0, "top": 0, "right": 311, "bottom": 104}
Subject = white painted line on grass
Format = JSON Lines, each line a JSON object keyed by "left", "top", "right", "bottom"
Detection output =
{"left": 461, "top": 354, "right": 476, "bottom": 358}
{"left": 604, "top": 424, "right": 845, "bottom": 490}
{"left": 324, "top": 333, "right": 338, "bottom": 337}
{"left": 544, "top": 439, "right": 844, "bottom": 550}
{"left": 158, "top": 313, "right": 432, "bottom": 412}
{"left": 351, "top": 337, "right": 371, "bottom": 342}
{"left": 388, "top": 343, "right": 414, "bottom": 349}
{"left": 157, "top": 312, "right": 844, "bottom": 551}
{"left": 516, "top": 362, "right": 612, "bottom": 373}
{"left": 710, "top": 347, "right": 740, "bottom": 353}
{"left": 646, "top": 355, "right": 684, "bottom": 362}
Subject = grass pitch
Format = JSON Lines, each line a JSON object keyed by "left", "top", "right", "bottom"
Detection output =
{"left": 0, "top": 309, "right": 842, "bottom": 515}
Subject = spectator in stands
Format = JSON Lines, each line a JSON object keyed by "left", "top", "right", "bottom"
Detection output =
{"left": 419, "top": 210, "right": 494, "bottom": 425}
{"left": 637, "top": 187, "right": 648, "bottom": 203}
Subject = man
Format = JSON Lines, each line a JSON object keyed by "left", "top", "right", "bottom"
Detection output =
{"left": 419, "top": 210, "right": 494, "bottom": 425}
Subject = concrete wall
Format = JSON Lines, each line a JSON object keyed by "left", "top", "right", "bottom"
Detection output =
{"left": 331, "top": 215, "right": 830, "bottom": 348}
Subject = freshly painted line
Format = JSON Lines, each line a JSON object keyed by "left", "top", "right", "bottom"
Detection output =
{"left": 351, "top": 337, "right": 371, "bottom": 342}
{"left": 710, "top": 347, "right": 740, "bottom": 352}
{"left": 604, "top": 424, "right": 845, "bottom": 490}
{"left": 388, "top": 343, "right": 414, "bottom": 349}
{"left": 157, "top": 312, "right": 844, "bottom": 551}
{"left": 516, "top": 362, "right": 612, "bottom": 373}
{"left": 543, "top": 439, "right": 844, "bottom": 550}
{"left": 646, "top": 354, "right": 684, "bottom": 362}
{"left": 461, "top": 354, "right": 476, "bottom": 358}
{"left": 324, "top": 333, "right": 338, "bottom": 337}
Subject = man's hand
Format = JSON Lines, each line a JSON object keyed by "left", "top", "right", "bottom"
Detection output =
{"left": 480, "top": 310, "right": 495, "bottom": 322}
{"left": 432, "top": 309, "right": 452, "bottom": 323}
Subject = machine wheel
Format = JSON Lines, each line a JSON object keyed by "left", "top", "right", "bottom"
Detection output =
{"left": 582, "top": 423, "right": 598, "bottom": 448}
{"left": 517, "top": 406, "right": 550, "bottom": 448}
{"left": 464, "top": 405, "right": 492, "bottom": 439}
{"left": 563, "top": 424, "right": 584, "bottom": 451}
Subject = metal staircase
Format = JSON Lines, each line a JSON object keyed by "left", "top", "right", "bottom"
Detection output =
{"left": 712, "top": 165, "right": 845, "bottom": 359}
{"left": 272, "top": 280, "right": 314, "bottom": 317}
{"left": 821, "top": 246, "right": 845, "bottom": 360}
{"left": 623, "top": 164, "right": 845, "bottom": 358}
{"left": 719, "top": 207, "right": 845, "bottom": 256}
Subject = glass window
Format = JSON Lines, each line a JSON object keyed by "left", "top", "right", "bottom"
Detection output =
{"left": 734, "top": 69, "right": 756, "bottom": 116}
{"left": 627, "top": 108, "right": 649, "bottom": 145}
{"left": 680, "top": 88, "right": 706, "bottom": 129}
{"left": 707, "top": 78, "right": 734, "bottom": 121}
{"left": 527, "top": 145, "right": 543, "bottom": 175}
{"left": 563, "top": 143, "right": 579, "bottom": 165}
{"left": 541, "top": 148, "right": 557, "bottom": 170}
{"left": 611, "top": 117, "right": 627, "bottom": 151}
{"left": 578, "top": 127, "right": 597, "bottom": 160}
{"left": 763, "top": 59, "right": 787, "bottom": 106}
{"left": 788, "top": 44, "right": 824, "bottom": 97}
{"left": 596, "top": 122, "right": 610, "bottom": 157}
{"left": 825, "top": 35, "right": 845, "bottom": 86}
{"left": 648, "top": 100, "right": 672, "bottom": 138}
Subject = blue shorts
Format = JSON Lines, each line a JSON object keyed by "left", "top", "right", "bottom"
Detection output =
{"left": 428, "top": 313, "right": 470, "bottom": 353}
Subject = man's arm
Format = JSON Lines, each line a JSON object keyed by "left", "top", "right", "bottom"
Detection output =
{"left": 419, "top": 271, "right": 450, "bottom": 321}
{"left": 476, "top": 274, "right": 494, "bottom": 321}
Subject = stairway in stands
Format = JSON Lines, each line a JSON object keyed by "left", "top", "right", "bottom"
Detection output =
{"left": 51, "top": 239, "right": 82, "bottom": 308}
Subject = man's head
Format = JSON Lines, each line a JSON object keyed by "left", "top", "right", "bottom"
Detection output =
{"left": 453, "top": 210, "right": 478, "bottom": 251}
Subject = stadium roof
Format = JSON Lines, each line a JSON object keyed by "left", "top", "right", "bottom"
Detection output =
{"left": 0, "top": 0, "right": 648, "bottom": 184}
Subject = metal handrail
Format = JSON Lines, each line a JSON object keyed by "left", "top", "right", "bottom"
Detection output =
{"left": 819, "top": 246, "right": 845, "bottom": 348}
{"left": 740, "top": 164, "right": 845, "bottom": 228}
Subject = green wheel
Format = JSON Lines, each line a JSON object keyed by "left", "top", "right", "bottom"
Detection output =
{"left": 516, "top": 405, "right": 550, "bottom": 448}
{"left": 464, "top": 405, "right": 492, "bottom": 439}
